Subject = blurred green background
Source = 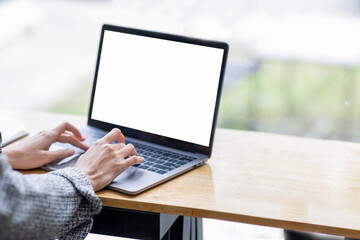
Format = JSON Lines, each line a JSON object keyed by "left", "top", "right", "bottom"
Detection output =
{"left": 47, "top": 60, "right": 360, "bottom": 142}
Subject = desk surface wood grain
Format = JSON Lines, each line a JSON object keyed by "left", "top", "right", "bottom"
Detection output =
{"left": 5, "top": 109, "right": 360, "bottom": 238}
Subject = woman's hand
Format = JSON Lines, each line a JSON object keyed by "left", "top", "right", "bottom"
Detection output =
{"left": 3, "top": 122, "right": 89, "bottom": 169}
{"left": 75, "top": 128, "right": 144, "bottom": 191}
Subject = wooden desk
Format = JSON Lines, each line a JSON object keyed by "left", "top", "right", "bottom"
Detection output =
{"left": 5, "top": 109, "right": 360, "bottom": 238}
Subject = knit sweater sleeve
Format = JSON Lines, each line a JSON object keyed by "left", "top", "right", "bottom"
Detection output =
{"left": 0, "top": 155, "right": 102, "bottom": 240}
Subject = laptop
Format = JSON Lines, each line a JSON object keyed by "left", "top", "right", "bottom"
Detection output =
{"left": 44, "top": 24, "right": 229, "bottom": 195}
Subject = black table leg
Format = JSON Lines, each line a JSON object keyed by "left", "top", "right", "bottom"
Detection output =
{"left": 163, "top": 216, "right": 203, "bottom": 240}
{"left": 91, "top": 207, "right": 203, "bottom": 240}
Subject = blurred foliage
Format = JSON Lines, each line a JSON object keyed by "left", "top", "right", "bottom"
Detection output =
{"left": 218, "top": 60, "right": 360, "bottom": 140}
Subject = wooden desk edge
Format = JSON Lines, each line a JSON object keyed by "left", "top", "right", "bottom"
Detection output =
{"left": 18, "top": 148, "right": 360, "bottom": 238}
{"left": 98, "top": 195, "right": 360, "bottom": 239}
{"left": 24, "top": 169, "right": 359, "bottom": 238}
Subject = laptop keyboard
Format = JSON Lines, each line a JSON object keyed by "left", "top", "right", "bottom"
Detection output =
{"left": 83, "top": 128, "right": 196, "bottom": 175}
{"left": 129, "top": 141, "right": 196, "bottom": 174}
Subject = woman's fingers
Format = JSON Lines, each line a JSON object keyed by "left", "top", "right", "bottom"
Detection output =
{"left": 43, "top": 149, "right": 75, "bottom": 162}
{"left": 121, "top": 155, "right": 145, "bottom": 169}
{"left": 74, "top": 133, "right": 143, "bottom": 191}
{"left": 53, "top": 122, "right": 85, "bottom": 140}
{"left": 117, "top": 143, "right": 139, "bottom": 158}
{"left": 100, "top": 128, "right": 125, "bottom": 144}
{"left": 58, "top": 133, "right": 89, "bottom": 151}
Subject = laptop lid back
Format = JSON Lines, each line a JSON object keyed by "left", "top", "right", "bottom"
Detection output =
{"left": 88, "top": 24, "right": 228, "bottom": 156}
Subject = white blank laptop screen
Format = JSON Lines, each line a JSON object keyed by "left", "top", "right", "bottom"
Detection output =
{"left": 91, "top": 30, "right": 224, "bottom": 147}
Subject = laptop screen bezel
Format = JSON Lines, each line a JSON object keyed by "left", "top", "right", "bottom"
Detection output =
{"left": 88, "top": 24, "right": 228, "bottom": 156}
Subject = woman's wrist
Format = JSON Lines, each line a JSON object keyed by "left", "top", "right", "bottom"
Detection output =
{"left": 2, "top": 148, "right": 21, "bottom": 168}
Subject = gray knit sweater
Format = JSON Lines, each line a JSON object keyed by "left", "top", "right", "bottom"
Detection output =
{"left": 0, "top": 154, "right": 102, "bottom": 239}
